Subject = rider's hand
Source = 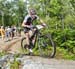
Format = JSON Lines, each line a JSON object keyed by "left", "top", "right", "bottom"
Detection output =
{"left": 26, "top": 25, "right": 31, "bottom": 28}
{"left": 41, "top": 23, "right": 46, "bottom": 27}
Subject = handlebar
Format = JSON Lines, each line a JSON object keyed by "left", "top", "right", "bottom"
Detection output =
{"left": 30, "top": 24, "right": 46, "bottom": 30}
{"left": 25, "top": 23, "right": 47, "bottom": 30}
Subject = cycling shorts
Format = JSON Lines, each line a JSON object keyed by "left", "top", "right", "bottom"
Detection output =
{"left": 24, "top": 27, "right": 31, "bottom": 33}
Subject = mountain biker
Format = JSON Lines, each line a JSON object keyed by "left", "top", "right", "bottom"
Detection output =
{"left": 22, "top": 8, "right": 46, "bottom": 53}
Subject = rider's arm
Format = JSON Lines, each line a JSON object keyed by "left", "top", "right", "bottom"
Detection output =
{"left": 22, "top": 15, "right": 31, "bottom": 28}
{"left": 22, "top": 22, "right": 30, "bottom": 28}
{"left": 38, "top": 17, "right": 46, "bottom": 26}
{"left": 40, "top": 19, "right": 44, "bottom": 24}
{"left": 36, "top": 15, "right": 45, "bottom": 25}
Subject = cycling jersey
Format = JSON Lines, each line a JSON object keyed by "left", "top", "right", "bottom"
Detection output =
{"left": 23, "top": 15, "right": 39, "bottom": 25}
{"left": 23, "top": 14, "right": 39, "bottom": 33}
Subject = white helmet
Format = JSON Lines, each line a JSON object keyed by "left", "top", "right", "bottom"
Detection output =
{"left": 28, "top": 8, "right": 36, "bottom": 15}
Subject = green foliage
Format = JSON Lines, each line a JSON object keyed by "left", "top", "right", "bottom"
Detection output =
{"left": 56, "top": 47, "right": 75, "bottom": 60}
{"left": 53, "top": 29, "right": 75, "bottom": 55}
{"left": 0, "top": 51, "right": 6, "bottom": 57}
{"left": 10, "top": 60, "right": 20, "bottom": 69}
{"left": 0, "top": 0, "right": 75, "bottom": 59}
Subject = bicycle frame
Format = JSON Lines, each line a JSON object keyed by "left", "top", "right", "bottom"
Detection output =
{"left": 21, "top": 24, "right": 56, "bottom": 58}
{"left": 29, "top": 27, "right": 40, "bottom": 46}
{"left": 29, "top": 24, "right": 46, "bottom": 46}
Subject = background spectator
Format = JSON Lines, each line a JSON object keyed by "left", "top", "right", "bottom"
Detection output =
{"left": 0, "top": 26, "right": 5, "bottom": 40}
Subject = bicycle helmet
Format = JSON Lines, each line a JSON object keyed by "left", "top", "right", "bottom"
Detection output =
{"left": 28, "top": 8, "right": 36, "bottom": 15}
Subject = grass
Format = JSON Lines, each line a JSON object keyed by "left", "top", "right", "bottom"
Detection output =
{"left": 10, "top": 60, "right": 20, "bottom": 69}
{"left": 1, "top": 46, "right": 75, "bottom": 60}
{"left": 0, "top": 51, "right": 7, "bottom": 57}
{"left": 19, "top": 45, "right": 75, "bottom": 60}
{"left": 55, "top": 47, "right": 75, "bottom": 60}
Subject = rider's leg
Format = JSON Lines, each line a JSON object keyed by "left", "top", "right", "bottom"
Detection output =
{"left": 25, "top": 32, "right": 33, "bottom": 53}
{"left": 25, "top": 31, "right": 33, "bottom": 53}
{"left": 25, "top": 32, "right": 30, "bottom": 46}
{"left": 29, "top": 30, "right": 33, "bottom": 38}
{"left": 24, "top": 27, "right": 30, "bottom": 47}
{"left": 28, "top": 30, "right": 34, "bottom": 53}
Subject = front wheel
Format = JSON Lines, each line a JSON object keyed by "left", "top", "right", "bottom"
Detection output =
{"left": 38, "top": 33, "right": 56, "bottom": 58}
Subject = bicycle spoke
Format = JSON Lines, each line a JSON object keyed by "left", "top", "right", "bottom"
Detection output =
{"left": 21, "top": 37, "right": 29, "bottom": 54}
{"left": 38, "top": 34, "right": 56, "bottom": 58}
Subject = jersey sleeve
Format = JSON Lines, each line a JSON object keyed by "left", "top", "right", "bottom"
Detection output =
{"left": 23, "top": 15, "right": 30, "bottom": 23}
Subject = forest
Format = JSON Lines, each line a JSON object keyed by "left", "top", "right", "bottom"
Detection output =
{"left": 0, "top": 0, "right": 75, "bottom": 60}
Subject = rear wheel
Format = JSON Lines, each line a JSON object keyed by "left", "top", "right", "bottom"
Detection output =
{"left": 21, "top": 37, "right": 29, "bottom": 54}
{"left": 38, "top": 33, "right": 56, "bottom": 58}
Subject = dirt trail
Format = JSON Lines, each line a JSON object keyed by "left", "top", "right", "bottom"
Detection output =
{"left": 0, "top": 37, "right": 22, "bottom": 52}
{"left": 7, "top": 39, "right": 22, "bottom": 54}
{"left": 4, "top": 38, "right": 75, "bottom": 69}
{"left": 0, "top": 36, "right": 75, "bottom": 69}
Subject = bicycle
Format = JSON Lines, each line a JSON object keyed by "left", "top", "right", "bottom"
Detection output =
{"left": 21, "top": 24, "right": 56, "bottom": 58}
